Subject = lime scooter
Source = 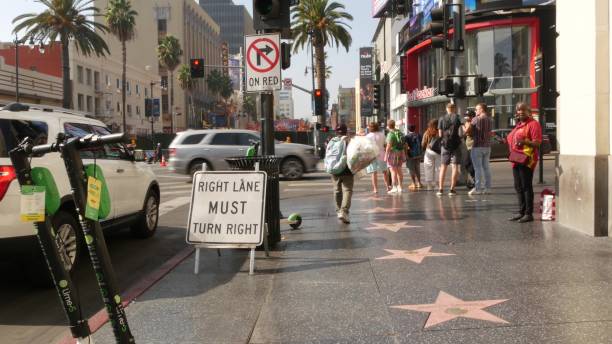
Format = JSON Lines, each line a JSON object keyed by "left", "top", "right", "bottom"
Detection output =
{"left": 29, "top": 132, "right": 135, "bottom": 344}
{"left": 9, "top": 138, "right": 92, "bottom": 343}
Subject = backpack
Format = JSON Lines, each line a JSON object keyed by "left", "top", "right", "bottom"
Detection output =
{"left": 405, "top": 132, "right": 422, "bottom": 158}
{"left": 442, "top": 115, "right": 462, "bottom": 151}
{"left": 324, "top": 137, "right": 347, "bottom": 175}
{"left": 389, "top": 130, "right": 404, "bottom": 152}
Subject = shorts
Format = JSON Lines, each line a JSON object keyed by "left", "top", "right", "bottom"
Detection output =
{"left": 366, "top": 159, "right": 387, "bottom": 174}
{"left": 406, "top": 158, "right": 420, "bottom": 174}
{"left": 441, "top": 146, "right": 461, "bottom": 165}
{"left": 386, "top": 150, "right": 406, "bottom": 168}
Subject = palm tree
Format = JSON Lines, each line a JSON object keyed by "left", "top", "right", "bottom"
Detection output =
{"left": 206, "top": 70, "right": 234, "bottom": 128}
{"left": 13, "top": 0, "right": 110, "bottom": 109}
{"left": 157, "top": 36, "right": 182, "bottom": 133}
{"left": 292, "top": 0, "right": 352, "bottom": 118}
{"left": 177, "top": 64, "right": 195, "bottom": 128}
{"left": 106, "top": 0, "right": 137, "bottom": 134}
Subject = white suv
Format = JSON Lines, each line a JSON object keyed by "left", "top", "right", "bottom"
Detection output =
{"left": 0, "top": 103, "right": 160, "bottom": 285}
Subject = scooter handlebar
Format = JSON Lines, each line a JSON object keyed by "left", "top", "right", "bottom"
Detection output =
{"left": 31, "top": 143, "right": 59, "bottom": 155}
{"left": 77, "top": 132, "right": 126, "bottom": 148}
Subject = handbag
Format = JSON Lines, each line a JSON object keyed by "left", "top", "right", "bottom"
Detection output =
{"left": 508, "top": 127, "right": 528, "bottom": 164}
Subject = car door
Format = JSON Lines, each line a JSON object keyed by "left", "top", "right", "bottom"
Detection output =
{"left": 91, "top": 125, "right": 145, "bottom": 217}
{"left": 208, "top": 132, "right": 242, "bottom": 170}
{"left": 62, "top": 122, "right": 117, "bottom": 220}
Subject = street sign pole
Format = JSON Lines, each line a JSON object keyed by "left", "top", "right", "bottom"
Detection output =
{"left": 261, "top": 93, "right": 275, "bottom": 155}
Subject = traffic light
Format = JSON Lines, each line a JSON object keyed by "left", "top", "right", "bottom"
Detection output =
{"left": 314, "top": 88, "right": 325, "bottom": 118}
{"left": 429, "top": 6, "right": 449, "bottom": 49}
{"left": 253, "top": 0, "right": 291, "bottom": 37}
{"left": 190, "top": 58, "right": 204, "bottom": 78}
{"left": 281, "top": 42, "right": 291, "bottom": 70}
{"left": 373, "top": 84, "right": 381, "bottom": 110}
{"left": 321, "top": 126, "right": 329, "bottom": 133}
{"left": 474, "top": 76, "right": 489, "bottom": 96}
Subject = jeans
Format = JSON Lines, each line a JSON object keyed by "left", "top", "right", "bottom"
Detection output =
{"left": 471, "top": 147, "right": 492, "bottom": 191}
{"left": 423, "top": 148, "right": 441, "bottom": 185}
{"left": 332, "top": 174, "right": 354, "bottom": 214}
{"left": 512, "top": 165, "right": 534, "bottom": 216}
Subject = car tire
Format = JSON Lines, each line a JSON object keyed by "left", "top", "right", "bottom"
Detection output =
{"left": 189, "top": 160, "right": 211, "bottom": 176}
{"left": 281, "top": 157, "right": 304, "bottom": 180}
{"left": 131, "top": 189, "right": 159, "bottom": 239}
{"left": 24, "top": 211, "right": 82, "bottom": 288}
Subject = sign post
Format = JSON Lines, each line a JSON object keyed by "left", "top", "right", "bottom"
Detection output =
{"left": 186, "top": 169, "right": 267, "bottom": 275}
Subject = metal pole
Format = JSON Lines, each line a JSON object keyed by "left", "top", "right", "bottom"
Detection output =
{"left": 15, "top": 36, "right": 20, "bottom": 103}
{"left": 150, "top": 82, "right": 155, "bottom": 141}
{"left": 309, "top": 30, "right": 319, "bottom": 151}
{"left": 451, "top": 0, "right": 466, "bottom": 116}
{"left": 261, "top": 93, "right": 275, "bottom": 156}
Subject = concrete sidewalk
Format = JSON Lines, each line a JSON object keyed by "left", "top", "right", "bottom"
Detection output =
{"left": 93, "top": 164, "right": 612, "bottom": 344}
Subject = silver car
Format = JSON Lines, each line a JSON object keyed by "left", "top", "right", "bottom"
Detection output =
{"left": 168, "top": 129, "right": 319, "bottom": 180}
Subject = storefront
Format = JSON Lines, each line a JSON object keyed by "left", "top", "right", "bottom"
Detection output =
{"left": 399, "top": 2, "right": 556, "bottom": 134}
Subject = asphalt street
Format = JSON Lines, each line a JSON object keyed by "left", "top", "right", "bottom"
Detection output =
{"left": 0, "top": 159, "right": 557, "bottom": 344}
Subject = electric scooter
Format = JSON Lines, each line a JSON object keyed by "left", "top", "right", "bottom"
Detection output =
{"left": 29, "top": 132, "right": 135, "bottom": 344}
{"left": 9, "top": 138, "right": 92, "bottom": 343}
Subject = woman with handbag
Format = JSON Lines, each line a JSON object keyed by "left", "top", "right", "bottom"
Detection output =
{"left": 507, "top": 102, "right": 542, "bottom": 223}
{"left": 421, "top": 119, "right": 441, "bottom": 190}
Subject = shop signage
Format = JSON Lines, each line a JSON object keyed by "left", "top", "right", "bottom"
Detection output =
{"left": 407, "top": 87, "right": 438, "bottom": 102}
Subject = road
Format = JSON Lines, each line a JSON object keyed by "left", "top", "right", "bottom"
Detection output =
{"left": 0, "top": 159, "right": 556, "bottom": 344}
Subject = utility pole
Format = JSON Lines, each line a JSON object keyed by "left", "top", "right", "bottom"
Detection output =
{"left": 451, "top": 0, "right": 466, "bottom": 115}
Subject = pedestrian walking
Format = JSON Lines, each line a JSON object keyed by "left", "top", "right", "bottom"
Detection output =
{"left": 324, "top": 124, "right": 353, "bottom": 224}
{"left": 421, "top": 119, "right": 441, "bottom": 190}
{"left": 507, "top": 102, "right": 542, "bottom": 223}
{"left": 385, "top": 119, "right": 406, "bottom": 194}
{"left": 404, "top": 124, "right": 423, "bottom": 190}
{"left": 365, "top": 122, "right": 390, "bottom": 194}
{"left": 463, "top": 110, "right": 476, "bottom": 191}
{"left": 437, "top": 103, "right": 463, "bottom": 196}
{"left": 469, "top": 103, "right": 494, "bottom": 195}
{"left": 154, "top": 143, "right": 162, "bottom": 163}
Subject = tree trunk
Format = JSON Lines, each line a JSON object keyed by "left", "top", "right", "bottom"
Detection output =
{"left": 61, "top": 38, "right": 72, "bottom": 109}
{"left": 170, "top": 71, "right": 174, "bottom": 133}
{"left": 122, "top": 41, "right": 127, "bottom": 134}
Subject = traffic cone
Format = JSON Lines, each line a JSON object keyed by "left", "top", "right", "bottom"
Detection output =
{"left": 160, "top": 156, "right": 167, "bottom": 167}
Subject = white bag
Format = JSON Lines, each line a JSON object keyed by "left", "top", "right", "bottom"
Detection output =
{"left": 346, "top": 136, "right": 379, "bottom": 174}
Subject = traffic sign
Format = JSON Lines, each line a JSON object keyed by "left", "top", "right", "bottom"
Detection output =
{"left": 245, "top": 34, "right": 281, "bottom": 92}
{"left": 186, "top": 171, "right": 267, "bottom": 246}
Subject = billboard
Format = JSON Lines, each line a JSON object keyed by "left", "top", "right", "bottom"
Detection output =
{"left": 359, "top": 47, "right": 374, "bottom": 118}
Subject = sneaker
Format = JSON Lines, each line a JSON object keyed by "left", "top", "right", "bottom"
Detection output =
{"left": 448, "top": 189, "right": 457, "bottom": 196}
{"left": 338, "top": 211, "right": 350, "bottom": 224}
{"left": 397, "top": 186, "right": 403, "bottom": 193}
{"left": 436, "top": 190, "right": 444, "bottom": 197}
{"left": 468, "top": 188, "right": 481, "bottom": 196}
{"left": 483, "top": 188, "right": 491, "bottom": 195}
{"left": 337, "top": 212, "right": 343, "bottom": 219}
{"left": 518, "top": 214, "right": 534, "bottom": 223}
{"left": 388, "top": 187, "right": 398, "bottom": 194}
{"left": 508, "top": 214, "right": 524, "bottom": 221}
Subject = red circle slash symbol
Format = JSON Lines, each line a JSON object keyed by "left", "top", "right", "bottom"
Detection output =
{"left": 247, "top": 38, "right": 280, "bottom": 74}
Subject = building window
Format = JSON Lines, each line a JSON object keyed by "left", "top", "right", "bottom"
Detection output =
{"left": 86, "top": 68, "right": 92, "bottom": 86}
{"left": 77, "top": 94, "right": 84, "bottom": 111}
{"left": 105, "top": 75, "right": 110, "bottom": 86}
{"left": 117, "top": 102, "right": 120, "bottom": 112}
{"left": 158, "top": 19, "right": 167, "bottom": 34}
{"left": 136, "top": 106, "right": 140, "bottom": 115}
{"left": 145, "top": 87, "right": 149, "bottom": 97}
{"left": 94, "top": 97, "right": 100, "bottom": 115}
{"left": 116, "top": 78, "right": 120, "bottom": 89}
{"left": 94, "top": 71, "right": 100, "bottom": 90}
{"left": 127, "top": 104, "right": 132, "bottom": 116}
{"left": 136, "top": 84, "right": 140, "bottom": 95}
{"left": 126, "top": 81, "right": 131, "bottom": 92}
{"left": 77, "top": 66, "right": 83, "bottom": 84}
{"left": 86, "top": 96, "right": 92, "bottom": 112}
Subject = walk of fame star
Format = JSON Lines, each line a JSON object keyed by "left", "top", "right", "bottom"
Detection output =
{"left": 365, "top": 222, "right": 422, "bottom": 232}
{"left": 355, "top": 196, "right": 384, "bottom": 202}
{"left": 391, "top": 291, "right": 509, "bottom": 328}
{"left": 363, "top": 207, "right": 401, "bottom": 214}
{"left": 376, "top": 247, "right": 454, "bottom": 264}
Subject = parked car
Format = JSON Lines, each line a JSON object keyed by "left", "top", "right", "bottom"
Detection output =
{"left": 168, "top": 129, "right": 319, "bottom": 180}
{"left": 0, "top": 103, "right": 159, "bottom": 286}
{"left": 490, "top": 128, "right": 552, "bottom": 160}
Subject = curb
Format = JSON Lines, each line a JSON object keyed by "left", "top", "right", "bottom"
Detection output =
{"left": 57, "top": 246, "right": 195, "bottom": 344}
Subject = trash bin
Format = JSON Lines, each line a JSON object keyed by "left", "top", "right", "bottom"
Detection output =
{"left": 225, "top": 156, "right": 281, "bottom": 246}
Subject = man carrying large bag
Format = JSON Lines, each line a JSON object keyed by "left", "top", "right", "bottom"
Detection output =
{"left": 324, "top": 124, "right": 353, "bottom": 224}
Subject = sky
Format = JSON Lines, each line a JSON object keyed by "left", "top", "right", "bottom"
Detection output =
{"left": 0, "top": 0, "right": 378, "bottom": 121}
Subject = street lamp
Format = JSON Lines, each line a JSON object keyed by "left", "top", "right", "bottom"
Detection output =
{"left": 13, "top": 34, "right": 36, "bottom": 103}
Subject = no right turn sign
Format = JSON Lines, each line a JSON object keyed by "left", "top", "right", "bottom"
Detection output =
{"left": 245, "top": 34, "right": 282, "bottom": 92}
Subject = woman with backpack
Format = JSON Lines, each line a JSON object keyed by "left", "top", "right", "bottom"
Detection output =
{"left": 365, "top": 122, "right": 390, "bottom": 194}
{"left": 385, "top": 119, "right": 406, "bottom": 194}
{"left": 421, "top": 119, "right": 441, "bottom": 190}
{"left": 404, "top": 124, "right": 423, "bottom": 190}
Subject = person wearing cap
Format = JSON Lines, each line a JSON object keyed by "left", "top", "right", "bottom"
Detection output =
{"left": 328, "top": 124, "right": 353, "bottom": 224}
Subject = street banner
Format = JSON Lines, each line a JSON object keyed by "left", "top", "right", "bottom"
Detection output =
{"left": 359, "top": 47, "right": 374, "bottom": 117}
{"left": 186, "top": 171, "right": 267, "bottom": 246}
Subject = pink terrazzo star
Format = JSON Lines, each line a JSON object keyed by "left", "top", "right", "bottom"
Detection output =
{"left": 363, "top": 207, "right": 401, "bottom": 214}
{"left": 376, "top": 247, "right": 454, "bottom": 264}
{"left": 355, "top": 196, "right": 385, "bottom": 202}
{"left": 391, "top": 291, "right": 510, "bottom": 328}
{"left": 365, "top": 222, "right": 422, "bottom": 232}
